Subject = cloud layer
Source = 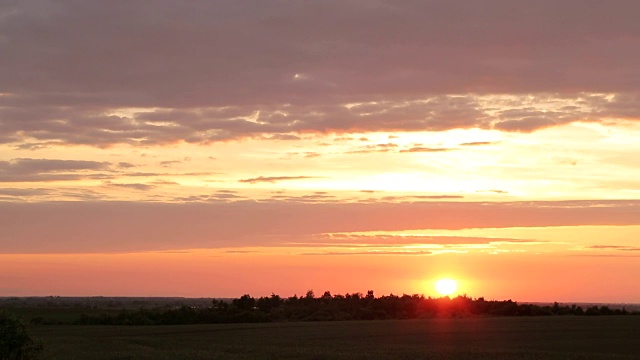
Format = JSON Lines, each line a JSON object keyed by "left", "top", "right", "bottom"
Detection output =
{"left": 0, "top": 158, "right": 110, "bottom": 182}
{"left": 2, "top": 1, "right": 640, "bottom": 146}
{"left": 2, "top": 200, "right": 639, "bottom": 253}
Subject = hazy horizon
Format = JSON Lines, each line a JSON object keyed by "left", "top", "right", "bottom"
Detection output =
{"left": 1, "top": 1, "right": 639, "bottom": 303}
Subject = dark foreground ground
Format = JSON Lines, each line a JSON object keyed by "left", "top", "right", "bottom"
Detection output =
{"left": 31, "top": 316, "right": 640, "bottom": 359}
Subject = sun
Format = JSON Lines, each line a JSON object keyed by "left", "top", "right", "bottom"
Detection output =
{"left": 435, "top": 278, "right": 458, "bottom": 296}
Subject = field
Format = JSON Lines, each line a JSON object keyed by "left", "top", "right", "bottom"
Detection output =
{"left": 30, "top": 316, "right": 640, "bottom": 359}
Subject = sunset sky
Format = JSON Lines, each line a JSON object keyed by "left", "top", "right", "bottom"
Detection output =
{"left": 1, "top": 1, "right": 640, "bottom": 303}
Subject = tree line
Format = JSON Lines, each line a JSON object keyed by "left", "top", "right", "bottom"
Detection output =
{"left": 74, "top": 291, "right": 638, "bottom": 326}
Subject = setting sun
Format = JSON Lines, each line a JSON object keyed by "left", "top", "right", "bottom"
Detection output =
{"left": 435, "top": 278, "right": 458, "bottom": 296}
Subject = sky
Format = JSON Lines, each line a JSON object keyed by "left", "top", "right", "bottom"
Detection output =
{"left": 1, "top": 0, "right": 640, "bottom": 302}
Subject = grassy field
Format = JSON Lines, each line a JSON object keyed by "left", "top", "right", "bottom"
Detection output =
{"left": 29, "top": 316, "right": 640, "bottom": 359}
{"left": 8, "top": 307, "right": 123, "bottom": 324}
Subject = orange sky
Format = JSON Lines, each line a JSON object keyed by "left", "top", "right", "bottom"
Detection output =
{"left": 1, "top": 1, "right": 640, "bottom": 302}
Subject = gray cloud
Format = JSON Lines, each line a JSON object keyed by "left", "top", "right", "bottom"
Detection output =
{"left": 103, "top": 182, "right": 156, "bottom": 191}
{"left": 150, "top": 180, "right": 179, "bottom": 186}
{"left": 267, "top": 193, "right": 336, "bottom": 203}
{"left": 159, "top": 160, "right": 181, "bottom": 167}
{"left": 0, "top": 188, "right": 54, "bottom": 197}
{"left": 1, "top": 1, "right": 639, "bottom": 146}
{"left": 1, "top": 158, "right": 109, "bottom": 173}
{"left": 117, "top": 162, "right": 137, "bottom": 169}
{"left": 267, "top": 134, "right": 302, "bottom": 141}
{"left": 0, "top": 158, "right": 111, "bottom": 182}
{"left": 588, "top": 245, "right": 640, "bottom": 252}
{"left": 3, "top": 1, "right": 639, "bottom": 104}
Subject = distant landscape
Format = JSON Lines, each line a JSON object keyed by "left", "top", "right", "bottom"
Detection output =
{"left": 2, "top": 296, "right": 639, "bottom": 360}
{"left": 2, "top": 293, "right": 640, "bottom": 327}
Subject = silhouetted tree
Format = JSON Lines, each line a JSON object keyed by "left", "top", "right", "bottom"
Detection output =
{"left": 0, "top": 311, "right": 43, "bottom": 360}
{"left": 62, "top": 292, "right": 640, "bottom": 326}
{"left": 256, "top": 293, "right": 283, "bottom": 313}
{"left": 233, "top": 294, "right": 256, "bottom": 311}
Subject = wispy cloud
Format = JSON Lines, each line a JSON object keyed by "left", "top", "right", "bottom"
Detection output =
{"left": 0, "top": 158, "right": 111, "bottom": 182}
{"left": 239, "top": 176, "right": 320, "bottom": 184}
{"left": 295, "top": 234, "right": 541, "bottom": 247}
{"left": 103, "top": 182, "right": 156, "bottom": 191}
{"left": 399, "top": 147, "right": 454, "bottom": 153}
{"left": 459, "top": 141, "right": 497, "bottom": 146}
{"left": 477, "top": 189, "right": 509, "bottom": 194}
{"left": 117, "top": 162, "right": 137, "bottom": 169}
{"left": 0, "top": 188, "right": 54, "bottom": 197}
{"left": 303, "top": 250, "right": 434, "bottom": 256}
{"left": 587, "top": 245, "right": 640, "bottom": 252}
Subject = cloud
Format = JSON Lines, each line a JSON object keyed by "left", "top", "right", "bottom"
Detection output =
{"left": 411, "top": 195, "right": 464, "bottom": 199}
{"left": 292, "top": 234, "right": 539, "bottom": 247}
{"left": 1, "top": 199, "right": 639, "bottom": 253}
{"left": 0, "top": 188, "right": 53, "bottom": 197}
{"left": 171, "top": 190, "right": 249, "bottom": 203}
{"left": 267, "top": 134, "right": 302, "bottom": 141}
{"left": 268, "top": 193, "right": 336, "bottom": 203}
{"left": 345, "top": 143, "right": 400, "bottom": 154}
{"left": 117, "top": 162, "right": 136, "bottom": 169}
{"left": 123, "top": 171, "right": 219, "bottom": 178}
{"left": 374, "top": 195, "right": 464, "bottom": 202}
{"left": 1, "top": 158, "right": 109, "bottom": 173}
{"left": 459, "top": 141, "right": 497, "bottom": 146}
{"left": 571, "top": 254, "right": 640, "bottom": 258}
{"left": 103, "top": 182, "right": 156, "bottom": 191}
{"left": 159, "top": 160, "right": 181, "bottom": 167}
{"left": 494, "top": 117, "right": 558, "bottom": 132}
{"left": 399, "top": 147, "right": 453, "bottom": 153}
{"left": 149, "top": 180, "right": 179, "bottom": 186}
{"left": 587, "top": 245, "right": 640, "bottom": 252}
{"left": 477, "top": 190, "right": 509, "bottom": 194}
{"left": 239, "top": 176, "right": 320, "bottom": 184}
{"left": 303, "top": 250, "right": 434, "bottom": 256}
{"left": 1, "top": 1, "right": 639, "bottom": 146}
{"left": 0, "top": 158, "right": 111, "bottom": 182}
{"left": 0, "top": 186, "right": 107, "bottom": 201}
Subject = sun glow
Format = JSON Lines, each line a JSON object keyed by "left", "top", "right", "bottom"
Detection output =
{"left": 435, "top": 278, "right": 458, "bottom": 296}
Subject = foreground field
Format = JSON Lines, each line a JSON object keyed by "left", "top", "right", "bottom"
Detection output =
{"left": 31, "top": 316, "right": 640, "bottom": 359}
